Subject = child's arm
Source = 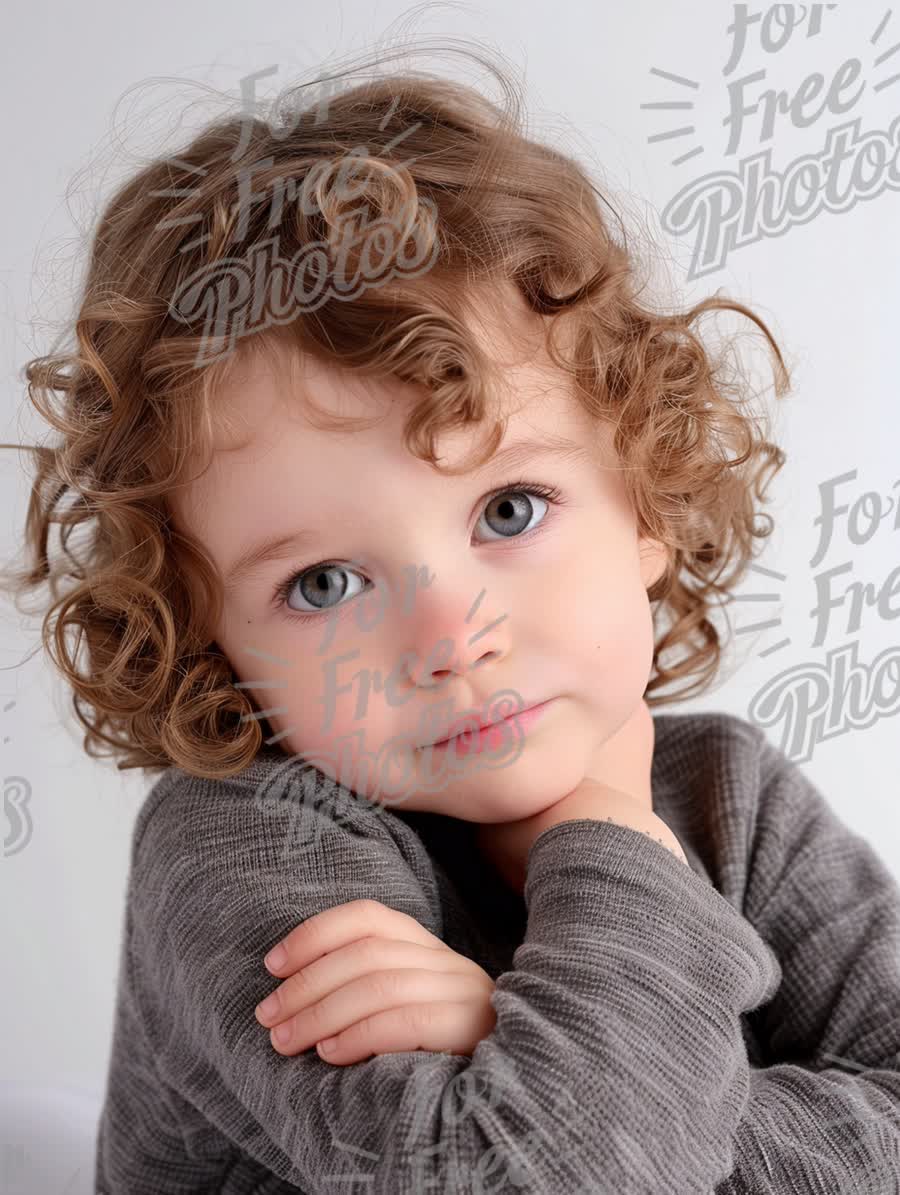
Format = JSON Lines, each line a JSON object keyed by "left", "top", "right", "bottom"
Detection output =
{"left": 245, "top": 726, "right": 900, "bottom": 1193}
{"left": 108, "top": 759, "right": 779, "bottom": 1193}
{"left": 712, "top": 728, "right": 900, "bottom": 1194}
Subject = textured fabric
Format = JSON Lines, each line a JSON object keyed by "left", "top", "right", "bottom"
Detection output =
{"left": 94, "top": 710, "right": 900, "bottom": 1193}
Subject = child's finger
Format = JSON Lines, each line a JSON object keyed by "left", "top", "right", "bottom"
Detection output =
{"left": 266, "top": 969, "right": 486, "bottom": 1057}
{"left": 256, "top": 937, "right": 475, "bottom": 1028}
{"left": 263, "top": 898, "right": 444, "bottom": 976}
{"left": 314, "top": 999, "right": 496, "bottom": 1066}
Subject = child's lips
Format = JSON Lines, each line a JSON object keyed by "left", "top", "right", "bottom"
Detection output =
{"left": 425, "top": 699, "right": 554, "bottom": 756}
{"left": 426, "top": 699, "right": 541, "bottom": 746}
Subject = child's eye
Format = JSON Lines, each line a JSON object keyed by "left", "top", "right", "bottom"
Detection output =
{"left": 273, "top": 480, "right": 565, "bottom": 622}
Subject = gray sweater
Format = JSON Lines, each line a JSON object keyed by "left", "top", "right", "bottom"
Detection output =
{"left": 94, "top": 711, "right": 900, "bottom": 1193}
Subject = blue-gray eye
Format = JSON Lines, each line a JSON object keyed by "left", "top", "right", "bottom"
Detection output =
{"left": 476, "top": 489, "right": 549, "bottom": 540}
{"left": 286, "top": 563, "right": 367, "bottom": 613}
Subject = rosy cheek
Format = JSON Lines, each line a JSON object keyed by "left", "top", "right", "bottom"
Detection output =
{"left": 280, "top": 670, "right": 399, "bottom": 787}
{"left": 576, "top": 582, "right": 654, "bottom": 691}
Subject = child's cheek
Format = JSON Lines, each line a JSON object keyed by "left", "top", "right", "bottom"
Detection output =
{"left": 272, "top": 664, "right": 410, "bottom": 800}
{"left": 570, "top": 567, "right": 657, "bottom": 718}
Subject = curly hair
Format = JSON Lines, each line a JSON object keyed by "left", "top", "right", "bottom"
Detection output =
{"left": 0, "top": 42, "right": 791, "bottom": 781}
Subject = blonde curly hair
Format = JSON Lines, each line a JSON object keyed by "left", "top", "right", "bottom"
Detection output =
{"left": 0, "top": 44, "right": 790, "bottom": 780}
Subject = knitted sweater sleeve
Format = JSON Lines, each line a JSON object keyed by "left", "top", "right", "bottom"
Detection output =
{"left": 105, "top": 760, "right": 785, "bottom": 1193}
{"left": 712, "top": 730, "right": 900, "bottom": 1194}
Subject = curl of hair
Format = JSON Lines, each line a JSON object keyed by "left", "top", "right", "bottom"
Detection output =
{"left": 0, "top": 40, "right": 790, "bottom": 780}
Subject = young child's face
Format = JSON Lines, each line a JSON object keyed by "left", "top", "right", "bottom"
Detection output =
{"left": 171, "top": 286, "right": 668, "bottom": 825}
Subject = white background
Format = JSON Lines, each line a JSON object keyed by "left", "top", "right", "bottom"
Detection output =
{"left": 1, "top": 0, "right": 898, "bottom": 1116}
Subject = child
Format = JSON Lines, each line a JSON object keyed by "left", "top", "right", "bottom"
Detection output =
{"left": 3, "top": 44, "right": 899, "bottom": 1194}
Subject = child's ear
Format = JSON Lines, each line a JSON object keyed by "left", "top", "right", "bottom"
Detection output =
{"left": 638, "top": 536, "right": 670, "bottom": 592}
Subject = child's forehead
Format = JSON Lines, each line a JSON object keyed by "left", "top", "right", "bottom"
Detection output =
{"left": 206, "top": 335, "right": 604, "bottom": 467}
{"left": 181, "top": 278, "right": 609, "bottom": 491}
{"left": 214, "top": 275, "right": 572, "bottom": 407}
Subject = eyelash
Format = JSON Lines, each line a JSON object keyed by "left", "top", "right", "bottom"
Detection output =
{"left": 272, "top": 479, "right": 566, "bottom": 624}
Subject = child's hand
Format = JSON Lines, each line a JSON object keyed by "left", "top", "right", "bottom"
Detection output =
{"left": 476, "top": 699, "right": 687, "bottom": 891}
{"left": 478, "top": 780, "right": 688, "bottom": 892}
{"left": 255, "top": 899, "right": 497, "bottom": 1065}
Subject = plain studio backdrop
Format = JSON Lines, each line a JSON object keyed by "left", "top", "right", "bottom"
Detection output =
{"left": 1, "top": 0, "right": 898, "bottom": 1178}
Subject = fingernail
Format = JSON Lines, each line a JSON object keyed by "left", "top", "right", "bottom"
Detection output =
{"left": 318, "top": 1036, "right": 337, "bottom": 1055}
{"left": 257, "top": 993, "right": 279, "bottom": 1019}
{"left": 265, "top": 945, "right": 287, "bottom": 971}
{"left": 273, "top": 1024, "right": 291, "bottom": 1045}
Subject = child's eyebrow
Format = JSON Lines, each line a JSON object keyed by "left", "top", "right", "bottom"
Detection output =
{"left": 223, "top": 433, "right": 591, "bottom": 591}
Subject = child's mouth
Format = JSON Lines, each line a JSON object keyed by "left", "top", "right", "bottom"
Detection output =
{"left": 427, "top": 699, "right": 554, "bottom": 758}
